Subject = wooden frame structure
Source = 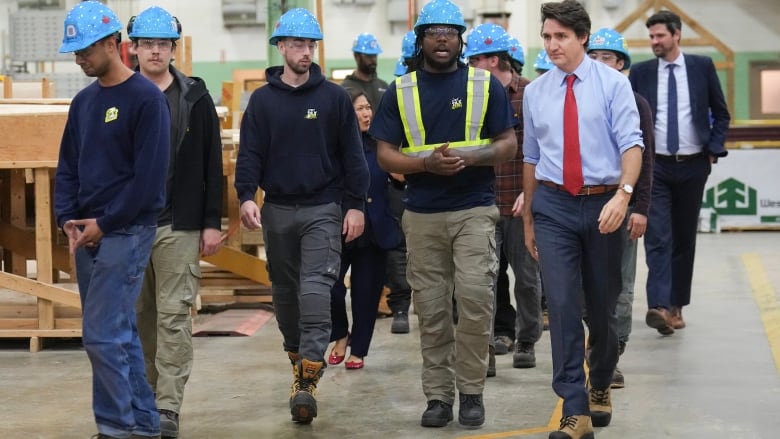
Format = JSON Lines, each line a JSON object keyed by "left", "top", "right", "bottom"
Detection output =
{"left": 0, "top": 100, "right": 80, "bottom": 351}
{"left": 614, "top": 0, "right": 735, "bottom": 113}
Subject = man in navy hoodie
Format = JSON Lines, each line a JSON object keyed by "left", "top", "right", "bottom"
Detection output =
{"left": 54, "top": 2, "right": 169, "bottom": 438}
{"left": 234, "top": 8, "right": 369, "bottom": 425}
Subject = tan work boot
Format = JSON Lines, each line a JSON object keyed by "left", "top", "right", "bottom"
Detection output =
{"left": 290, "top": 359, "right": 323, "bottom": 423}
{"left": 589, "top": 386, "right": 612, "bottom": 427}
{"left": 549, "top": 415, "right": 594, "bottom": 439}
{"left": 287, "top": 351, "right": 300, "bottom": 385}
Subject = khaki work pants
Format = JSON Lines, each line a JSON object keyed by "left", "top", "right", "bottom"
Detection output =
{"left": 403, "top": 205, "right": 498, "bottom": 405}
{"left": 137, "top": 225, "right": 200, "bottom": 414}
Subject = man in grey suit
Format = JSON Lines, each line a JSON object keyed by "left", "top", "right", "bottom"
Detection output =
{"left": 629, "top": 10, "right": 730, "bottom": 336}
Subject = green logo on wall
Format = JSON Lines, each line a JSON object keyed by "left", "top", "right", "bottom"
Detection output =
{"left": 702, "top": 177, "right": 757, "bottom": 215}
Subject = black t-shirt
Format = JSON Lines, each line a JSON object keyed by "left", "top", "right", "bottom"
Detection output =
{"left": 158, "top": 78, "right": 181, "bottom": 226}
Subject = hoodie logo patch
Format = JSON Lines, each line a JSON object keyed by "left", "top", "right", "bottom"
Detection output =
{"left": 105, "top": 107, "right": 119, "bottom": 123}
{"left": 305, "top": 109, "right": 318, "bottom": 120}
{"left": 451, "top": 97, "right": 462, "bottom": 110}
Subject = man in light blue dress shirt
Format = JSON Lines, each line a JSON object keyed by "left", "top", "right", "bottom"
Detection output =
{"left": 521, "top": 1, "right": 644, "bottom": 438}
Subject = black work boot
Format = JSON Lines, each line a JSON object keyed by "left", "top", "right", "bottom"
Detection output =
{"left": 458, "top": 393, "right": 485, "bottom": 427}
{"left": 486, "top": 345, "right": 496, "bottom": 377}
{"left": 391, "top": 311, "right": 410, "bottom": 333}
{"left": 420, "top": 400, "right": 453, "bottom": 427}
{"left": 159, "top": 409, "right": 179, "bottom": 438}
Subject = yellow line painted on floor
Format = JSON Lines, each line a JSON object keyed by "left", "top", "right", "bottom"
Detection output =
{"left": 742, "top": 253, "right": 780, "bottom": 374}
{"left": 458, "top": 398, "right": 561, "bottom": 439}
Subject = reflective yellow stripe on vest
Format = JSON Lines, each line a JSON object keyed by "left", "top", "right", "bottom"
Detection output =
{"left": 396, "top": 67, "right": 491, "bottom": 157}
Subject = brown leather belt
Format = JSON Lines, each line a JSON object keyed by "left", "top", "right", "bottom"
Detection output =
{"left": 538, "top": 180, "right": 619, "bottom": 196}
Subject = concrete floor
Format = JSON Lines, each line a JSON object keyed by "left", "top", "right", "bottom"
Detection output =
{"left": 1, "top": 232, "right": 780, "bottom": 439}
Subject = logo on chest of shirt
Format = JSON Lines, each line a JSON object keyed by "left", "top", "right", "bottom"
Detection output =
{"left": 104, "top": 107, "right": 119, "bottom": 123}
{"left": 305, "top": 108, "right": 318, "bottom": 120}
{"left": 450, "top": 97, "right": 462, "bottom": 110}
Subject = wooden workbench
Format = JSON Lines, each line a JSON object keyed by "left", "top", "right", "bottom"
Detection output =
{"left": 0, "top": 100, "right": 270, "bottom": 350}
{"left": 0, "top": 100, "right": 81, "bottom": 351}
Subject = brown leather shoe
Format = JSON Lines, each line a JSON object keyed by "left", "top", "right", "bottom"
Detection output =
{"left": 645, "top": 307, "right": 675, "bottom": 335}
{"left": 549, "top": 415, "right": 594, "bottom": 439}
{"left": 670, "top": 306, "right": 686, "bottom": 329}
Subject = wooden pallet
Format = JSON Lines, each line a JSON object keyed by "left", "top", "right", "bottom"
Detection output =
{"left": 198, "top": 265, "right": 272, "bottom": 311}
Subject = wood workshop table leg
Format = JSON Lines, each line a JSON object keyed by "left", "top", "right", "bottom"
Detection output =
{"left": 33, "top": 168, "right": 54, "bottom": 352}
{"left": 3, "top": 170, "right": 27, "bottom": 275}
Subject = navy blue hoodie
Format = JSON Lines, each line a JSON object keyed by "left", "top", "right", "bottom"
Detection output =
{"left": 235, "top": 63, "right": 369, "bottom": 211}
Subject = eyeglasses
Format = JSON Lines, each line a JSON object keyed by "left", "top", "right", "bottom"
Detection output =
{"left": 588, "top": 52, "right": 617, "bottom": 62}
{"left": 424, "top": 26, "right": 460, "bottom": 39}
{"left": 138, "top": 39, "right": 174, "bottom": 51}
{"left": 74, "top": 42, "right": 97, "bottom": 58}
{"left": 286, "top": 39, "right": 318, "bottom": 52}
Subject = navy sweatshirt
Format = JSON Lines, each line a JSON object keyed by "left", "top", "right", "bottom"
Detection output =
{"left": 235, "top": 63, "right": 369, "bottom": 211}
{"left": 54, "top": 73, "right": 170, "bottom": 233}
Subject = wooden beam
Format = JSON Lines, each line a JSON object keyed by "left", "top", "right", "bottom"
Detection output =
{"left": 0, "top": 272, "right": 81, "bottom": 308}
{"left": 612, "top": 0, "right": 735, "bottom": 117}
{"left": 0, "top": 222, "right": 71, "bottom": 273}
{"left": 202, "top": 246, "right": 270, "bottom": 286}
{"left": 8, "top": 169, "right": 26, "bottom": 275}
{"left": 33, "top": 168, "right": 55, "bottom": 329}
{"left": 0, "top": 329, "right": 81, "bottom": 337}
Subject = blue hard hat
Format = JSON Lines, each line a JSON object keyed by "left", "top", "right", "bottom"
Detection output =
{"left": 394, "top": 57, "right": 407, "bottom": 76}
{"left": 269, "top": 8, "right": 323, "bottom": 46}
{"left": 588, "top": 27, "right": 631, "bottom": 69}
{"left": 463, "top": 23, "right": 510, "bottom": 59}
{"left": 400, "top": 30, "right": 416, "bottom": 59}
{"left": 533, "top": 49, "right": 554, "bottom": 71}
{"left": 59, "top": 0, "right": 122, "bottom": 53}
{"left": 506, "top": 36, "right": 525, "bottom": 66}
{"left": 128, "top": 6, "right": 181, "bottom": 40}
{"left": 353, "top": 33, "right": 382, "bottom": 55}
{"left": 414, "top": 0, "right": 467, "bottom": 35}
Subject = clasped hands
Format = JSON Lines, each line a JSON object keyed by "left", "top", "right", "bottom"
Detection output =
{"left": 423, "top": 143, "right": 468, "bottom": 175}
{"left": 63, "top": 218, "right": 103, "bottom": 255}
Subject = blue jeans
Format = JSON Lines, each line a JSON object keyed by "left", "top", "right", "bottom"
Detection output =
{"left": 76, "top": 225, "right": 160, "bottom": 438}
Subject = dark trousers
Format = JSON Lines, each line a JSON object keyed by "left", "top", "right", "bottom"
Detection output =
{"left": 494, "top": 215, "right": 543, "bottom": 344}
{"left": 261, "top": 202, "right": 342, "bottom": 363}
{"left": 645, "top": 155, "right": 710, "bottom": 309}
{"left": 385, "top": 184, "right": 411, "bottom": 313}
{"left": 493, "top": 253, "right": 514, "bottom": 338}
{"left": 330, "top": 243, "right": 388, "bottom": 357}
{"left": 532, "top": 185, "right": 622, "bottom": 416}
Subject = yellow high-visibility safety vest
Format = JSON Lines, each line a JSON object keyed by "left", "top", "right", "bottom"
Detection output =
{"left": 396, "top": 66, "right": 492, "bottom": 157}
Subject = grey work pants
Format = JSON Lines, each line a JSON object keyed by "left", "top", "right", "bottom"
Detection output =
{"left": 261, "top": 202, "right": 342, "bottom": 363}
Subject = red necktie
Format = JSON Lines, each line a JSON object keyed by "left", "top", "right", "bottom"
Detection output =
{"left": 563, "top": 74, "right": 584, "bottom": 196}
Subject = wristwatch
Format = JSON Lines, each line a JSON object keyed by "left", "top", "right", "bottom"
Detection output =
{"left": 620, "top": 184, "right": 634, "bottom": 195}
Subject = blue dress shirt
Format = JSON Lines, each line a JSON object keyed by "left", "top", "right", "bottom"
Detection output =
{"left": 523, "top": 56, "right": 644, "bottom": 185}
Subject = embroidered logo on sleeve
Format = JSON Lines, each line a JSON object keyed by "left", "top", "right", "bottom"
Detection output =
{"left": 305, "top": 109, "right": 318, "bottom": 120}
{"left": 105, "top": 107, "right": 119, "bottom": 123}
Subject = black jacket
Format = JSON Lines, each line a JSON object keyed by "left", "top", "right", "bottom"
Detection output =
{"left": 167, "top": 67, "right": 223, "bottom": 231}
